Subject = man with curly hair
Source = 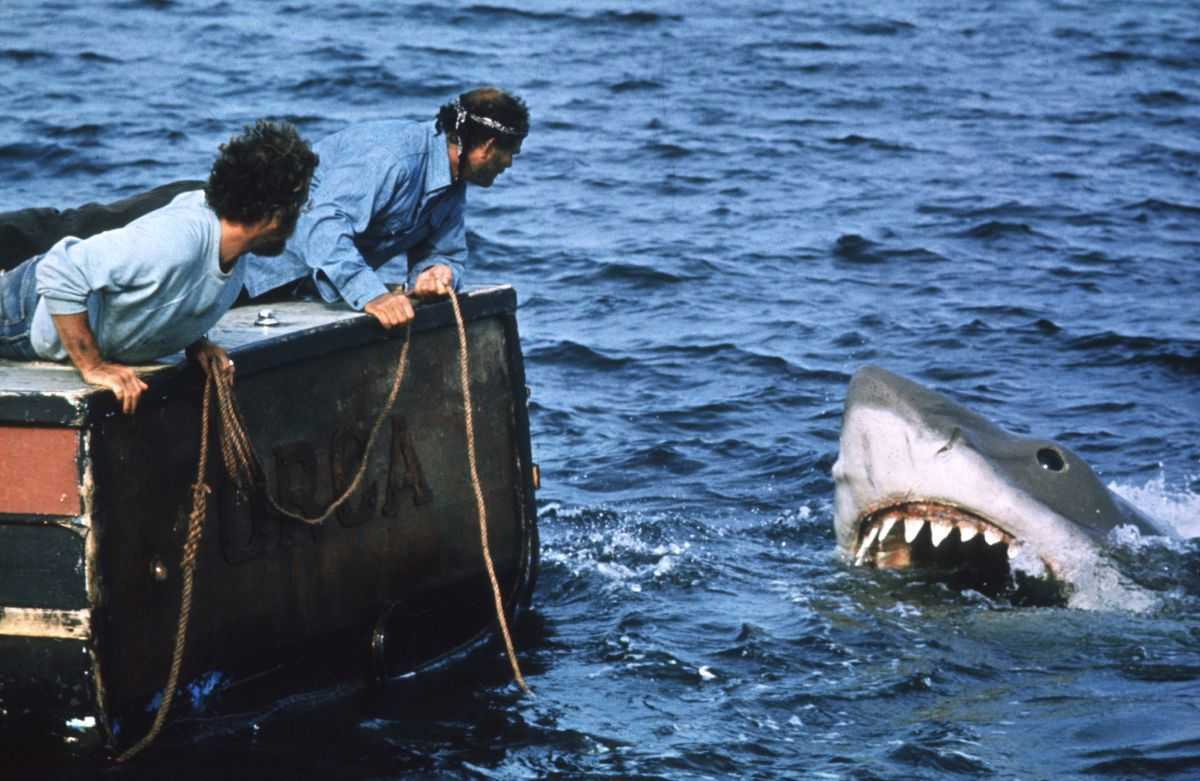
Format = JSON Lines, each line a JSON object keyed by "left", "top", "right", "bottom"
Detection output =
{"left": 241, "top": 86, "right": 529, "bottom": 329}
{"left": 0, "top": 120, "right": 318, "bottom": 414}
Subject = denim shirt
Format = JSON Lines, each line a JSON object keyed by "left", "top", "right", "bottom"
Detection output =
{"left": 242, "top": 121, "right": 466, "bottom": 310}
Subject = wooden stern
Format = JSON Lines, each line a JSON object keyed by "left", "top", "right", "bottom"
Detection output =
{"left": 0, "top": 286, "right": 539, "bottom": 751}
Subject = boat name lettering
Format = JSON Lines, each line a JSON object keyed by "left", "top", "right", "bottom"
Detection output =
{"left": 217, "top": 414, "right": 432, "bottom": 565}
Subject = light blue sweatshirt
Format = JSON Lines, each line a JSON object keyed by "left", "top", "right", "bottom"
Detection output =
{"left": 30, "top": 190, "right": 244, "bottom": 364}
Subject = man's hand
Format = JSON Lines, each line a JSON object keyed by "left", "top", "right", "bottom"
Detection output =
{"left": 187, "top": 339, "right": 235, "bottom": 385}
{"left": 410, "top": 265, "right": 453, "bottom": 299}
{"left": 363, "top": 290, "right": 415, "bottom": 329}
{"left": 79, "top": 362, "right": 149, "bottom": 415}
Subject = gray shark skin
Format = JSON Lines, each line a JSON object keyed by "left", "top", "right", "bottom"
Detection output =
{"left": 832, "top": 366, "right": 1176, "bottom": 609}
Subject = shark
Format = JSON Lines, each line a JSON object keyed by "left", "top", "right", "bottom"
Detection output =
{"left": 831, "top": 365, "right": 1177, "bottom": 609}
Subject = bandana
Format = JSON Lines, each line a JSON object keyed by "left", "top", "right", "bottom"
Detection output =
{"left": 452, "top": 99, "right": 525, "bottom": 138}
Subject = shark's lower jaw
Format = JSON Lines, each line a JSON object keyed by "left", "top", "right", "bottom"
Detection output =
{"left": 852, "top": 501, "right": 1066, "bottom": 602}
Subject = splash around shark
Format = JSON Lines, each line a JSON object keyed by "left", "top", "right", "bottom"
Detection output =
{"left": 832, "top": 366, "right": 1178, "bottom": 610}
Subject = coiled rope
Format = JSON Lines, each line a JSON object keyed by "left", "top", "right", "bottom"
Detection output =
{"left": 117, "top": 290, "right": 528, "bottom": 762}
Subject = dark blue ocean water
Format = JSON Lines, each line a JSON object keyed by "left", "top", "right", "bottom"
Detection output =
{"left": 3, "top": 1, "right": 1200, "bottom": 778}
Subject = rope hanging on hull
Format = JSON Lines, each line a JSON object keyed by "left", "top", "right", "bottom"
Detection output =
{"left": 115, "top": 382, "right": 214, "bottom": 764}
{"left": 447, "top": 290, "right": 530, "bottom": 695}
{"left": 116, "top": 290, "right": 529, "bottom": 762}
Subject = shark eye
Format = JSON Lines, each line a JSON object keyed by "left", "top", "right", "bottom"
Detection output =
{"left": 1037, "top": 447, "right": 1066, "bottom": 472}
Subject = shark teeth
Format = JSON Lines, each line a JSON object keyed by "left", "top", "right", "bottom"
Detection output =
{"left": 853, "top": 501, "right": 1018, "bottom": 570}
{"left": 904, "top": 518, "right": 925, "bottom": 543}
{"left": 855, "top": 524, "right": 879, "bottom": 565}
{"left": 929, "top": 519, "right": 954, "bottom": 547}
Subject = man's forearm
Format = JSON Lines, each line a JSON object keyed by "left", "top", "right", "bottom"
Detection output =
{"left": 50, "top": 311, "right": 148, "bottom": 414}
{"left": 50, "top": 311, "right": 105, "bottom": 373}
{"left": 297, "top": 211, "right": 387, "bottom": 310}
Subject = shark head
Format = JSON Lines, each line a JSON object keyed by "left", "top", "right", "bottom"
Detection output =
{"left": 831, "top": 366, "right": 1174, "bottom": 608}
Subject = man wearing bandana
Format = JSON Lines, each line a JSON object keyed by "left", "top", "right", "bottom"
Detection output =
{"left": 241, "top": 86, "right": 530, "bottom": 328}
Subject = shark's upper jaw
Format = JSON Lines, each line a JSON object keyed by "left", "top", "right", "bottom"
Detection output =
{"left": 851, "top": 499, "right": 1062, "bottom": 598}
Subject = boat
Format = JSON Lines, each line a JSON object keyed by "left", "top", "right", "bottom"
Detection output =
{"left": 0, "top": 285, "right": 539, "bottom": 754}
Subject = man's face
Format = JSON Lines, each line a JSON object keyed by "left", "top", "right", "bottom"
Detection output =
{"left": 254, "top": 186, "right": 309, "bottom": 256}
{"left": 462, "top": 138, "right": 521, "bottom": 188}
{"left": 250, "top": 223, "right": 290, "bottom": 257}
{"left": 249, "top": 212, "right": 295, "bottom": 257}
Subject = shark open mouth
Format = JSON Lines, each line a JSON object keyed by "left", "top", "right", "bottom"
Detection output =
{"left": 853, "top": 501, "right": 1062, "bottom": 600}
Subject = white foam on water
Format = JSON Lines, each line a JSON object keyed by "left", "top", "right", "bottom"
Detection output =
{"left": 540, "top": 508, "right": 698, "bottom": 593}
{"left": 1064, "top": 564, "right": 1158, "bottom": 613}
{"left": 1110, "top": 470, "right": 1200, "bottom": 540}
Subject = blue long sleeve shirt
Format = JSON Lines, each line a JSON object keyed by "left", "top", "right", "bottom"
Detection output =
{"left": 242, "top": 120, "right": 467, "bottom": 310}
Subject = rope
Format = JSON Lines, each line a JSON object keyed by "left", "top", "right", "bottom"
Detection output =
{"left": 116, "top": 381, "right": 214, "bottom": 764}
{"left": 446, "top": 289, "right": 530, "bottom": 694}
{"left": 117, "top": 328, "right": 411, "bottom": 762}
{"left": 215, "top": 325, "right": 413, "bottom": 524}
{"left": 117, "top": 292, "right": 529, "bottom": 760}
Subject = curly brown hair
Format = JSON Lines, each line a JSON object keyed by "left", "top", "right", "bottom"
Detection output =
{"left": 204, "top": 120, "right": 318, "bottom": 225}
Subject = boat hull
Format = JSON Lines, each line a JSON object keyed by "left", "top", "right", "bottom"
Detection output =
{"left": 0, "top": 286, "right": 538, "bottom": 751}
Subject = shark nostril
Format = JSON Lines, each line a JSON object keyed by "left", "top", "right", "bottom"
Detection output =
{"left": 1037, "top": 447, "right": 1066, "bottom": 472}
